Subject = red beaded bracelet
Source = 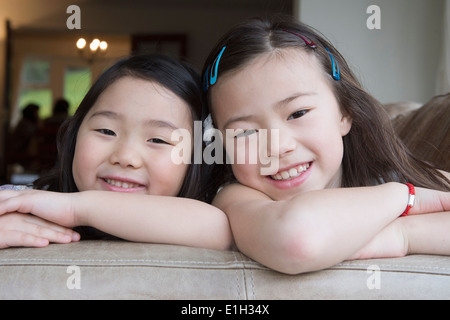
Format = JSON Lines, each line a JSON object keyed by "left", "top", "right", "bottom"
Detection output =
{"left": 400, "top": 183, "right": 415, "bottom": 217}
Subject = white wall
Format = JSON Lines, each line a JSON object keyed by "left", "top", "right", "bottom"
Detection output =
{"left": 297, "top": 0, "right": 444, "bottom": 104}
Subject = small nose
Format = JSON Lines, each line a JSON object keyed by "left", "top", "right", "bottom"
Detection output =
{"left": 109, "top": 138, "right": 144, "bottom": 169}
{"left": 266, "top": 127, "right": 296, "bottom": 158}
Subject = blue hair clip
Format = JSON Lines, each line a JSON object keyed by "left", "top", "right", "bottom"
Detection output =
{"left": 326, "top": 48, "right": 340, "bottom": 80}
{"left": 203, "top": 46, "right": 226, "bottom": 91}
{"left": 210, "top": 46, "right": 226, "bottom": 85}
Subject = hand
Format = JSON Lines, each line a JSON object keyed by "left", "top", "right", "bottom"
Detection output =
{"left": 409, "top": 186, "right": 450, "bottom": 215}
{"left": 0, "top": 189, "right": 78, "bottom": 228}
{"left": 347, "top": 185, "right": 450, "bottom": 260}
{"left": 0, "top": 212, "right": 80, "bottom": 249}
{"left": 346, "top": 218, "right": 408, "bottom": 260}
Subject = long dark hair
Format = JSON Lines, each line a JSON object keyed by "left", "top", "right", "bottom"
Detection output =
{"left": 35, "top": 54, "right": 204, "bottom": 200}
{"left": 202, "top": 16, "right": 449, "bottom": 202}
{"left": 392, "top": 93, "right": 450, "bottom": 172}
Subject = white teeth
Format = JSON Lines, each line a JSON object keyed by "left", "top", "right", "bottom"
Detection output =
{"left": 105, "top": 178, "right": 140, "bottom": 188}
{"left": 281, "top": 171, "right": 290, "bottom": 180}
{"left": 271, "top": 163, "right": 310, "bottom": 181}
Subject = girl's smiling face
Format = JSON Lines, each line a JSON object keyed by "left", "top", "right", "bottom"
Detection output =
{"left": 211, "top": 49, "right": 352, "bottom": 200}
{"left": 72, "top": 76, "right": 193, "bottom": 196}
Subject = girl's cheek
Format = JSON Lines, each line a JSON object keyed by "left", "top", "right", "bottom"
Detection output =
{"left": 72, "top": 134, "right": 102, "bottom": 190}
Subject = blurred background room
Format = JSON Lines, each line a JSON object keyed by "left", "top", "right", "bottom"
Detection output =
{"left": 0, "top": 0, "right": 448, "bottom": 184}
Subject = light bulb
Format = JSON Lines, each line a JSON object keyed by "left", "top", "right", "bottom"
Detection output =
{"left": 76, "top": 38, "right": 86, "bottom": 49}
{"left": 90, "top": 39, "right": 100, "bottom": 51}
{"left": 99, "top": 41, "right": 108, "bottom": 51}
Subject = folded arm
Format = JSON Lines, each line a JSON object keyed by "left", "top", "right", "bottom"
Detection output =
{"left": 0, "top": 190, "right": 233, "bottom": 251}
{"left": 213, "top": 182, "right": 450, "bottom": 274}
{"left": 75, "top": 191, "right": 233, "bottom": 250}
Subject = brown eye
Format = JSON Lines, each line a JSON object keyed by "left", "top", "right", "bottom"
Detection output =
{"left": 288, "top": 110, "right": 308, "bottom": 120}
{"left": 96, "top": 129, "right": 116, "bottom": 136}
{"left": 148, "top": 138, "right": 168, "bottom": 144}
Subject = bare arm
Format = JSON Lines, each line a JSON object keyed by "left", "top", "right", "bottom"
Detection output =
{"left": 213, "top": 182, "right": 450, "bottom": 274}
{"left": 349, "top": 210, "right": 450, "bottom": 260}
{"left": 75, "top": 191, "right": 233, "bottom": 250}
{"left": 0, "top": 190, "right": 233, "bottom": 251}
{"left": 403, "top": 212, "right": 450, "bottom": 255}
{"left": 348, "top": 170, "right": 450, "bottom": 260}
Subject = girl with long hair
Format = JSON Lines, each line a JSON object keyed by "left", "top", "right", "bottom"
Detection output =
{"left": 202, "top": 16, "right": 450, "bottom": 274}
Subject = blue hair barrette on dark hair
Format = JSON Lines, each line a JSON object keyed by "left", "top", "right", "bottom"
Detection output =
{"left": 203, "top": 46, "right": 226, "bottom": 91}
{"left": 326, "top": 48, "right": 340, "bottom": 81}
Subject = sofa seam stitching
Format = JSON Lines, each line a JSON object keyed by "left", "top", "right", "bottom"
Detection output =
{"left": 333, "top": 263, "right": 450, "bottom": 272}
{"left": 251, "top": 269, "right": 255, "bottom": 299}
{"left": 0, "top": 258, "right": 261, "bottom": 266}
{"left": 231, "top": 251, "right": 241, "bottom": 300}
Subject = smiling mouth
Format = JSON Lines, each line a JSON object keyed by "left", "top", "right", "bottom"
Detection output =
{"left": 103, "top": 178, "right": 144, "bottom": 189}
{"left": 270, "top": 162, "right": 311, "bottom": 181}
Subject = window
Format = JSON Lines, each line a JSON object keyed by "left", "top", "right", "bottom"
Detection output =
{"left": 17, "top": 88, "right": 53, "bottom": 119}
{"left": 64, "top": 67, "right": 92, "bottom": 115}
{"left": 15, "top": 62, "right": 92, "bottom": 121}
{"left": 17, "top": 59, "right": 52, "bottom": 119}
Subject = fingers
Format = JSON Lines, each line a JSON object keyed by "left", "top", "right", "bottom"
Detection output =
{"left": 0, "top": 213, "right": 80, "bottom": 249}
{"left": 0, "top": 189, "right": 76, "bottom": 227}
{"left": 0, "top": 190, "right": 33, "bottom": 216}
{"left": 23, "top": 214, "right": 80, "bottom": 242}
{"left": 0, "top": 189, "right": 20, "bottom": 201}
{"left": 0, "top": 230, "right": 50, "bottom": 249}
{"left": 0, "top": 189, "right": 34, "bottom": 203}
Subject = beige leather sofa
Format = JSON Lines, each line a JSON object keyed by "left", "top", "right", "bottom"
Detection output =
{"left": 1, "top": 101, "right": 449, "bottom": 300}
{"left": 1, "top": 240, "right": 449, "bottom": 300}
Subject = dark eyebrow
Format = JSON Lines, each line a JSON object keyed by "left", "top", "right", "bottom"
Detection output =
{"left": 145, "top": 119, "right": 179, "bottom": 131}
{"left": 89, "top": 110, "right": 179, "bottom": 130}
{"left": 275, "top": 92, "right": 316, "bottom": 108}
{"left": 89, "top": 110, "right": 119, "bottom": 120}
{"left": 222, "top": 115, "right": 254, "bottom": 130}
